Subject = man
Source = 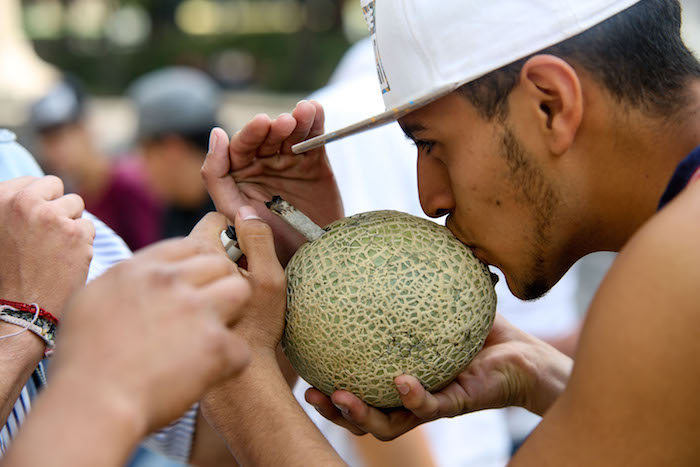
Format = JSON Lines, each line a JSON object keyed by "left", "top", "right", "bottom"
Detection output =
{"left": 30, "top": 77, "right": 162, "bottom": 251}
{"left": 197, "top": 0, "right": 700, "bottom": 465}
{"left": 128, "top": 67, "right": 220, "bottom": 240}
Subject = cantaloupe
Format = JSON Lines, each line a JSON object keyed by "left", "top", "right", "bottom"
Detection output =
{"left": 274, "top": 204, "right": 497, "bottom": 408}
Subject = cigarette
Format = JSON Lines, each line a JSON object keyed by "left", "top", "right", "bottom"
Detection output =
{"left": 265, "top": 196, "right": 325, "bottom": 242}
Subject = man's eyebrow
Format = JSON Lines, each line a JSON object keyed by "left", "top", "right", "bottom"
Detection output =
{"left": 399, "top": 122, "right": 427, "bottom": 141}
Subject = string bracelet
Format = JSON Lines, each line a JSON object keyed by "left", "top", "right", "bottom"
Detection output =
{"left": 0, "top": 300, "right": 58, "bottom": 358}
{"left": 0, "top": 299, "right": 58, "bottom": 325}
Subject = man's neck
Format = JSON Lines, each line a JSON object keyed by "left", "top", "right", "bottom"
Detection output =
{"left": 592, "top": 82, "right": 700, "bottom": 251}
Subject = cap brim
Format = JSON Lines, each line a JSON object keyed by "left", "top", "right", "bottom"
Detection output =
{"left": 291, "top": 81, "right": 462, "bottom": 154}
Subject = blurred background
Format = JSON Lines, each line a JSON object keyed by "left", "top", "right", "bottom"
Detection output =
{"left": 1, "top": 0, "right": 698, "bottom": 155}
{"left": 1, "top": 1, "right": 699, "bottom": 466}
{"left": 0, "top": 0, "right": 370, "bottom": 154}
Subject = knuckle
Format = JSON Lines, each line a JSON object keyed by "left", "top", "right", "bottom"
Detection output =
{"left": 177, "top": 288, "right": 200, "bottom": 310}
{"left": 246, "top": 220, "right": 274, "bottom": 237}
{"left": 147, "top": 264, "right": 178, "bottom": 288}
{"left": 259, "top": 268, "right": 286, "bottom": 293}
{"left": 10, "top": 189, "right": 38, "bottom": 214}
{"left": 43, "top": 175, "right": 64, "bottom": 192}
{"left": 200, "top": 163, "right": 213, "bottom": 181}
{"left": 68, "top": 193, "right": 86, "bottom": 212}
{"left": 201, "top": 323, "right": 229, "bottom": 354}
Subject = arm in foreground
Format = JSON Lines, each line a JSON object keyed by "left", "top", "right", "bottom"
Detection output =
{"left": 0, "top": 176, "right": 94, "bottom": 426}
{"left": 0, "top": 213, "right": 252, "bottom": 467}
{"left": 201, "top": 208, "right": 346, "bottom": 466}
{"left": 512, "top": 183, "right": 700, "bottom": 466}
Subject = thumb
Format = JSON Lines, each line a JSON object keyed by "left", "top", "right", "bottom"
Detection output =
{"left": 234, "top": 206, "right": 281, "bottom": 275}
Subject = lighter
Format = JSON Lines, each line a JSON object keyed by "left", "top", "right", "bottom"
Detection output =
{"left": 220, "top": 226, "right": 243, "bottom": 262}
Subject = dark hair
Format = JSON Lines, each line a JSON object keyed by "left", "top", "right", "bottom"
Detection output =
{"left": 458, "top": 0, "right": 700, "bottom": 120}
{"left": 144, "top": 128, "right": 213, "bottom": 155}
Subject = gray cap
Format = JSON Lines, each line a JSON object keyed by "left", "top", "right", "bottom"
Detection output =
{"left": 29, "top": 80, "right": 84, "bottom": 131}
{"left": 128, "top": 66, "right": 220, "bottom": 140}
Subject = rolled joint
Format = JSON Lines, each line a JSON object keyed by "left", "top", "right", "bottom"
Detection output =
{"left": 265, "top": 196, "right": 325, "bottom": 242}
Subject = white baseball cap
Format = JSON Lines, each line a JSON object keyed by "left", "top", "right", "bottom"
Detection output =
{"left": 293, "top": 0, "right": 641, "bottom": 154}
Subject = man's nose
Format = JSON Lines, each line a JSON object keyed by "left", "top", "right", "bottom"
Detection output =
{"left": 417, "top": 154, "right": 455, "bottom": 219}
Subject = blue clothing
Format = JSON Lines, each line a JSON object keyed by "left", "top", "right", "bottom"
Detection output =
{"left": 658, "top": 145, "right": 700, "bottom": 210}
{"left": 0, "top": 130, "right": 195, "bottom": 463}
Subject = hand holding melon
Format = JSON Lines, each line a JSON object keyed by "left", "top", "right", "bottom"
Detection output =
{"left": 269, "top": 198, "right": 498, "bottom": 408}
{"left": 305, "top": 314, "right": 574, "bottom": 441}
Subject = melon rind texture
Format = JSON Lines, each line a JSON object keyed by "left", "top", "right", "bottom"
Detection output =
{"left": 283, "top": 211, "right": 497, "bottom": 408}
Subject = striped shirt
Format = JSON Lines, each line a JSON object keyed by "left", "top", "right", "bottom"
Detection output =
{"left": 0, "top": 130, "right": 196, "bottom": 463}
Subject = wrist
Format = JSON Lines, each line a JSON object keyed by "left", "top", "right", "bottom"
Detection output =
{"left": 0, "top": 321, "right": 45, "bottom": 356}
{"left": 4, "top": 373, "right": 148, "bottom": 467}
{"left": 50, "top": 371, "right": 148, "bottom": 442}
{"left": 0, "top": 301, "right": 58, "bottom": 357}
{"left": 524, "top": 340, "right": 573, "bottom": 415}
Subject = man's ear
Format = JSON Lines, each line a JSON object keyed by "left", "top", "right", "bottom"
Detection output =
{"left": 519, "top": 54, "right": 583, "bottom": 156}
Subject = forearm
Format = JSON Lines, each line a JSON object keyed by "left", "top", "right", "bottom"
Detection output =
{"left": 0, "top": 325, "right": 45, "bottom": 425}
{"left": 1, "top": 373, "right": 145, "bottom": 467}
{"left": 202, "top": 349, "right": 346, "bottom": 467}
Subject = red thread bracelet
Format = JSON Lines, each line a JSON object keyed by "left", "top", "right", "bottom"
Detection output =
{"left": 0, "top": 299, "right": 58, "bottom": 325}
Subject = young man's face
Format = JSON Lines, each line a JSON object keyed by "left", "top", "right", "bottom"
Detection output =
{"left": 38, "top": 122, "right": 92, "bottom": 178}
{"left": 399, "top": 92, "right": 571, "bottom": 300}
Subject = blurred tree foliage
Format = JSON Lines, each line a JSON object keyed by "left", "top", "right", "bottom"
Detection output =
{"left": 27, "top": 0, "right": 351, "bottom": 95}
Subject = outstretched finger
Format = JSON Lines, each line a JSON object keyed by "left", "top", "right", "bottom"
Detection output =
{"left": 280, "top": 101, "right": 317, "bottom": 154}
{"left": 256, "top": 113, "right": 296, "bottom": 157}
{"left": 202, "top": 129, "right": 247, "bottom": 219}
{"left": 229, "top": 114, "right": 272, "bottom": 169}
{"left": 308, "top": 100, "right": 326, "bottom": 138}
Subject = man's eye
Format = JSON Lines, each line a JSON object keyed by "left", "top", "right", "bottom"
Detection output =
{"left": 416, "top": 140, "right": 435, "bottom": 153}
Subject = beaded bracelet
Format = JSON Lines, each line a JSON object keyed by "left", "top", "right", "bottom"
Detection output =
{"left": 0, "top": 300, "right": 58, "bottom": 357}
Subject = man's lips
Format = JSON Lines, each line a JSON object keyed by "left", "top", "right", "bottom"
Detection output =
{"left": 445, "top": 217, "right": 491, "bottom": 266}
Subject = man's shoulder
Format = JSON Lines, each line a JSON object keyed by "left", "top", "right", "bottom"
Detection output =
{"left": 525, "top": 186, "right": 700, "bottom": 465}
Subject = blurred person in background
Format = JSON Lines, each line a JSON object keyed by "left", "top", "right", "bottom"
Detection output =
{"left": 128, "top": 66, "right": 218, "bottom": 240}
{"left": 29, "top": 77, "right": 162, "bottom": 251}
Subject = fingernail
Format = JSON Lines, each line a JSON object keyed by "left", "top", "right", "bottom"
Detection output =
{"left": 396, "top": 384, "right": 410, "bottom": 395}
{"left": 237, "top": 206, "right": 262, "bottom": 221}
{"left": 333, "top": 402, "right": 349, "bottom": 415}
{"left": 208, "top": 129, "right": 218, "bottom": 154}
{"left": 297, "top": 99, "right": 307, "bottom": 106}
